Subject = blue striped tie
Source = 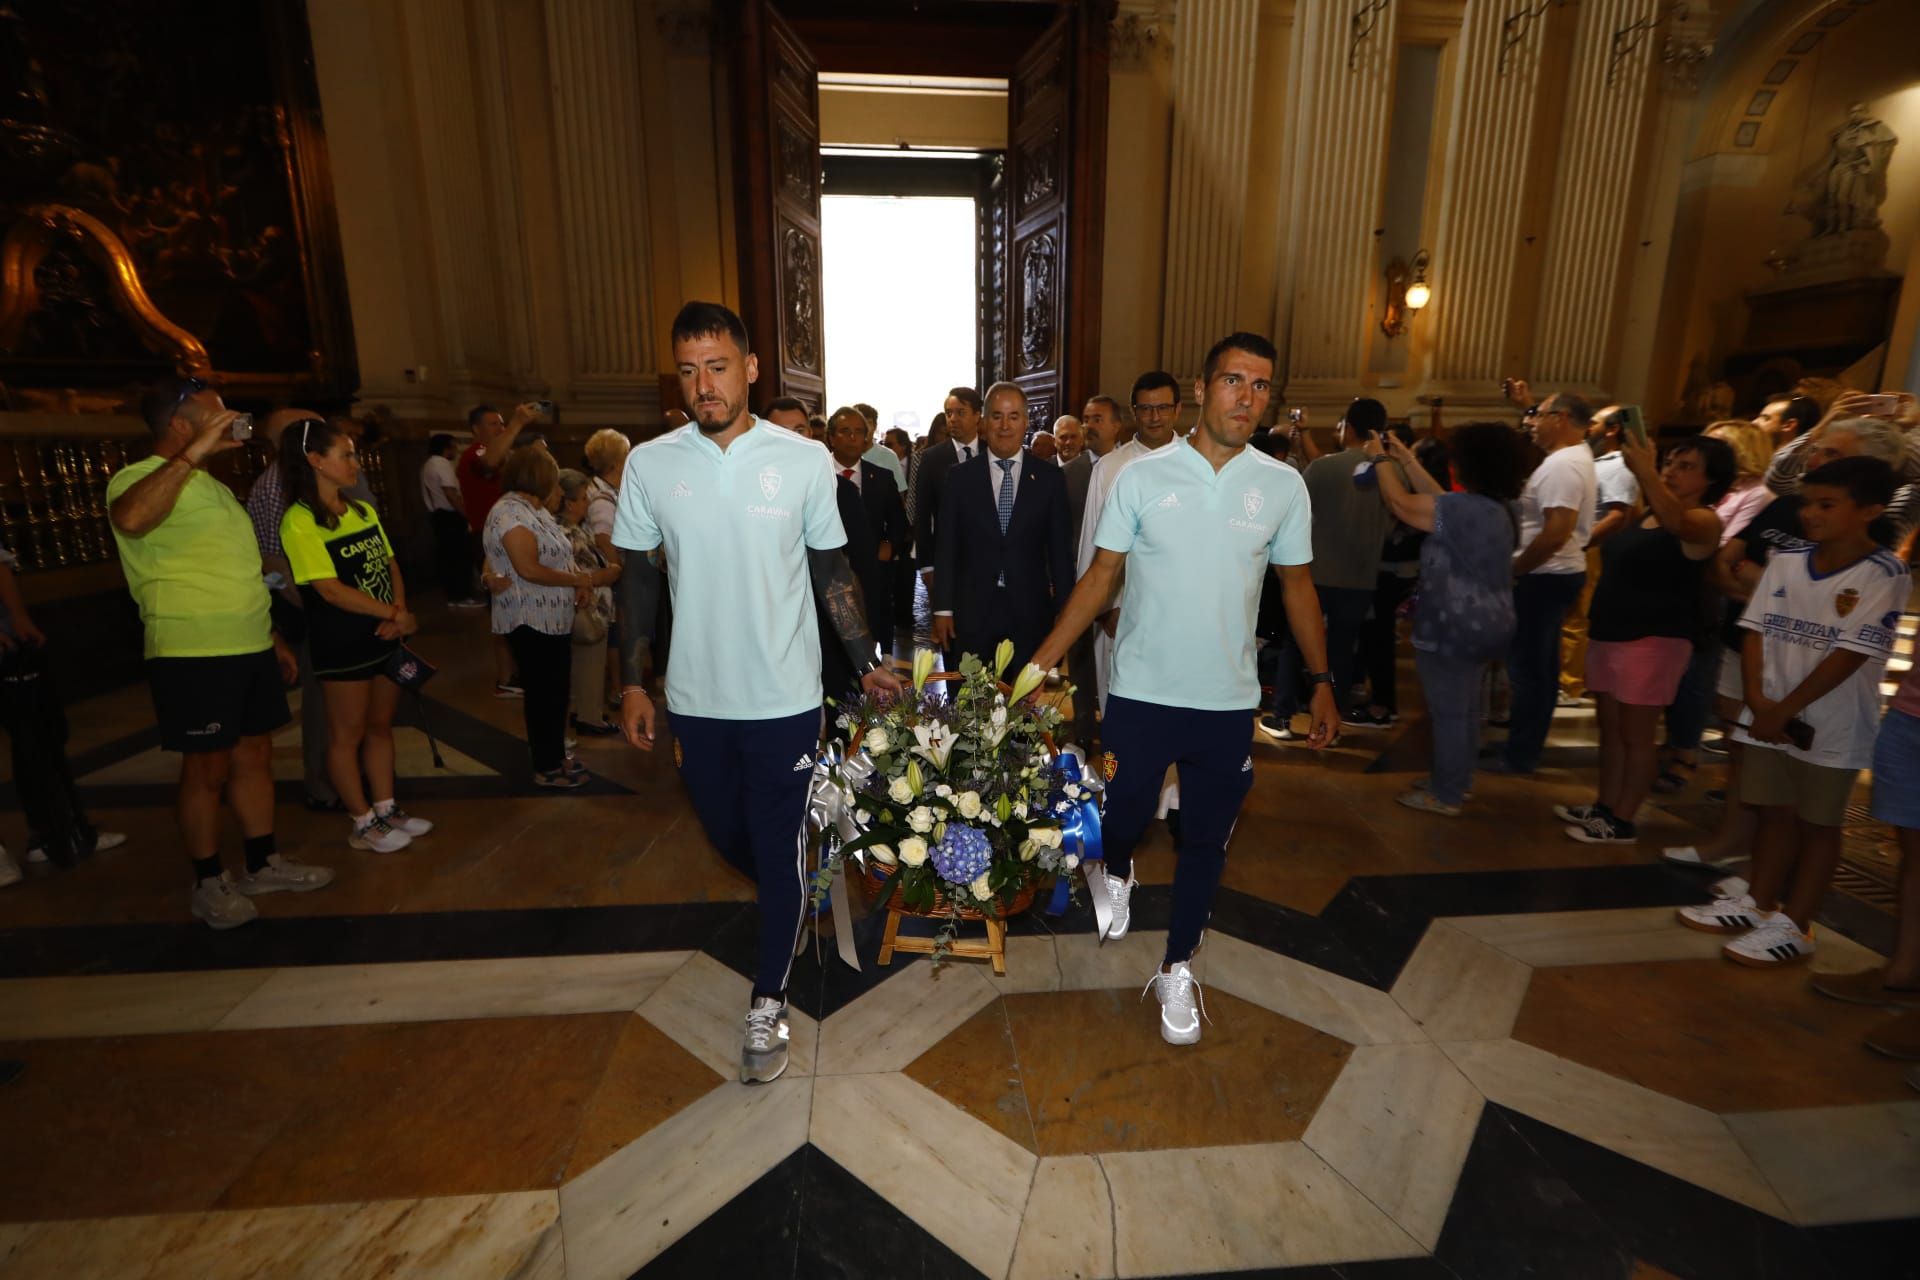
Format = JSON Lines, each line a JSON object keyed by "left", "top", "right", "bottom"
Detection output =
{"left": 995, "top": 458, "right": 1015, "bottom": 587}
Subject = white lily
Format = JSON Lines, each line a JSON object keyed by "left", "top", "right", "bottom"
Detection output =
{"left": 912, "top": 721, "right": 958, "bottom": 771}
{"left": 984, "top": 700, "right": 1010, "bottom": 748}
{"left": 911, "top": 647, "right": 936, "bottom": 693}
{"left": 868, "top": 843, "right": 897, "bottom": 865}
{"left": 993, "top": 639, "right": 1015, "bottom": 681}
{"left": 906, "top": 758, "right": 926, "bottom": 797}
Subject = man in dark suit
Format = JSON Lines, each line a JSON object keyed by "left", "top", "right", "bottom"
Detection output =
{"left": 817, "top": 407, "right": 911, "bottom": 703}
{"left": 931, "top": 382, "right": 1073, "bottom": 676}
{"left": 911, "top": 386, "right": 984, "bottom": 598}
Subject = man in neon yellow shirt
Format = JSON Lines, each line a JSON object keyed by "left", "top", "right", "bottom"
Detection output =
{"left": 108, "top": 377, "right": 334, "bottom": 930}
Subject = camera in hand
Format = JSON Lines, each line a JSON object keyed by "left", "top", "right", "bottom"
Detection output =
{"left": 531, "top": 400, "right": 555, "bottom": 417}
{"left": 228, "top": 413, "right": 255, "bottom": 442}
{"left": 1606, "top": 404, "right": 1649, "bottom": 448}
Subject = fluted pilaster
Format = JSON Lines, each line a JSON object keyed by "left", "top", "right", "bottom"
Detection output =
{"left": 1425, "top": 0, "right": 1548, "bottom": 385}
{"left": 1160, "top": 0, "right": 1258, "bottom": 379}
{"left": 546, "top": 0, "right": 659, "bottom": 415}
{"left": 1531, "top": 0, "right": 1661, "bottom": 387}
{"left": 1281, "top": 0, "right": 1400, "bottom": 385}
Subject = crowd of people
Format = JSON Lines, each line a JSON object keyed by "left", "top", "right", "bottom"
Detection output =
{"left": 4, "top": 299, "right": 1917, "bottom": 1086}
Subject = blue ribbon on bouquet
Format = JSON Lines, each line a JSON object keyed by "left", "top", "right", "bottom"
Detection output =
{"left": 1045, "top": 746, "right": 1103, "bottom": 916}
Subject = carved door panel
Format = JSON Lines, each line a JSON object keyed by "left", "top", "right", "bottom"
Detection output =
{"left": 1005, "top": 4, "right": 1110, "bottom": 432}
{"left": 731, "top": 1, "right": 824, "bottom": 413}
{"left": 976, "top": 153, "right": 1007, "bottom": 394}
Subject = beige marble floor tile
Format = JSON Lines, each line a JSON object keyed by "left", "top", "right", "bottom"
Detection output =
{"left": 636, "top": 952, "right": 817, "bottom": 1080}
{"left": 811, "top": 1073, "right": 1036, "bottom": 1277}
{"left": 981, "top": 934, "right": 1064, "bottom": 995}
{"left": 0, "top": 969, "right": 275, "bottom": 1041}
{"left": 1302, "top": 1042, "right": 1485, "bottom": 1250}
{"left": 1441, "top": 1038, "right": 1789, "bottom": 1218}
{"left": 1009, "top": 1155, "right": 1115, "bottom": 1280}
{"left": 1726, "top": 1102, "right": 1920, "bottom": 1225}
{"left": 1102, "top": 1141, "right": 1424, "bottom": 1274}
{"left": 813, "top": 962, "right": 996, "bottom": 1075}
{"left": 558, "top": 1077, "right": 809, "bottom": 1280}
{"left": 1449, "top": 907, "right": 1730, "bottom": 967}
{"left": 1389, "top": 923, "right": 1533, "bottom": 1042}
{"left": 1054, "top": 930, "right": 1172, "bottom": 991}
{"left": 0, "top": 1191, "right": 560, "bottom": 1280}
{"left": 211, "top": 952, "right": 691, "bottom": 1032}
{"left": 1203, "top": 934, "right": 1427, "bottom": 1046}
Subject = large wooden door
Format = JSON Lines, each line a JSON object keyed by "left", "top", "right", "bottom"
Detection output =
{"left": 1004, "top": 2, "right": 1110, "bottom": 429}
{"left": 731, "top": 0, "right": 825, "bottom": 413}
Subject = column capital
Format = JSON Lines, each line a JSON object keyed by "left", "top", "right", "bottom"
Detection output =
{"left": 1112, "top": 3, "right": 1175, "bottom": 71}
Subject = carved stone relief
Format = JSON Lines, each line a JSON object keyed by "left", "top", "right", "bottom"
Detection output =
{"left": 782, "top": 224, "right": 819, "bottom": 373}
{"left": 1110, "top": 5, "right": 1174, "bottom": 71}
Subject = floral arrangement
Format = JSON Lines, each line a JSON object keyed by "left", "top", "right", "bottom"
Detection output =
{"left": 810, "top": 642, "right": 1098, "bottom": 961}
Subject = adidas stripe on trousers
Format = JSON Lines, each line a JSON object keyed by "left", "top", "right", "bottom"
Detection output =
{"left": 1099, "top": 695, "right": 1258, "bottom": 966}
{"left": 671, "top": 707, "right": 821, "bottom": 999}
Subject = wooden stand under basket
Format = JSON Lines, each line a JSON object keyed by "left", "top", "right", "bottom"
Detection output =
{"left": 862, "top": 867, "right": 1045, "bottom": 977}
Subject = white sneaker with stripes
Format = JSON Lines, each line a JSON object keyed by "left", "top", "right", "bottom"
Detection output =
{"left": 1676, "top": 891, "right": 1765, "bottom": 935}
{"left": 1722, "top": 914, "right": 1815, "bottom": 968}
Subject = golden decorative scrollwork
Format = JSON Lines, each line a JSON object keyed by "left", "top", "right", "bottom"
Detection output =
{"left": 0, "top": 202, "right": 210, "bottom": 374}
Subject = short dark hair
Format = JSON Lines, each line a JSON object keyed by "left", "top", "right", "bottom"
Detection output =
{"left": 1780, "top": 395, "right": 1822, "bottom": 437}
{"left": 140, "top": 377, "right": 203, "bottom": 435}
{"left": 1803, "top": 455, "right": 1897, "bottom": 508}
{"left": 467, "top": 404, "right": 499, "bottom": 429}
{"left": 1667, "top": 434, "right": 1738, "bottom": 507}
{"left": 500, "top": 441, "right": 561, "bottom": 499}
{"left": 428, "top": 432, "right": 456, "bottom": 456}
{"left": 946, "top": 386, "right": 984, "bottom": 414}
{"left": 1201, "top": 332, "right": 1277, "bottom": 382}
{"left": 670, "top": 300, "right": 750, "bottom": 352}
{"left": 1547, "top": 393, "right": 1593, "bottom": 424}
{"left": 1085, "top": 394, "right": 1123, "bottom": 419}
{"left": 764, "top": 395, "right": 807, "bottom": 418}
{"left": 1344, "top": 397, "right": 1388, "bottom": 439}
{"left": 1448, "top": 422, "right": 1525, "bottom": 502}
{"left": 854, "top": 403, "right": 878, "bottom": 425}
{"left": 1130, "top": 370, "right": 1180, "bottom": 405}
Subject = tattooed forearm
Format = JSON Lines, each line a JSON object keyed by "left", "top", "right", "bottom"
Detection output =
{"left": 618, "top": 553, "right": 662, "bottom": 686}
{"left": 808, "top": 547, "right": 877, "bottom": 670}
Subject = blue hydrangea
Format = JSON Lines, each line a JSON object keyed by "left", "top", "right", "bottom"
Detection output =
{"left": 931, "top": 822, "right": 993, "bottom": 885}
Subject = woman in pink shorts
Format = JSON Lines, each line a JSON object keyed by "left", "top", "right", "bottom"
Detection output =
{"left": 1560, "top": 434, "right": 1734, "bottom": 845}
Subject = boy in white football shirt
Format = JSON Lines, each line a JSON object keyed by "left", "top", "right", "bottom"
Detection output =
{"left": 1679, "top": 456, "right": 1906, "bottom": 966}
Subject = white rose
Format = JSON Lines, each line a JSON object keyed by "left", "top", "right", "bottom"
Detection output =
{"left": 1064, "top": 853, "right": 1080, "bottom": 870}
{"left": 864, "top": 727, "right": 890, "bottom": 754}
{"left": 935, "top": 784, "right": 954, "bottom": 798}
{"left": 956, "top": 791, "right": 983, "bottom": 819}
{"left": 970, "top": 873, "right": 994, "bottom": 901}
{"left": 1032, "top": 826, "right": 1062, "bottom": 848}
{"left": 907, "top": 806, "right": 934, "bottom": 833}
{"left": 868, "top": 843, "right": 896, "bottom": 865}
{"left": 887, "top": 777, "right": 915, "bottom": 804}
{"left": 856, "top": 809, "right": 871, "bottom": 824}
{"left": 898, "top": 837, "right": 929, "bottom": 867}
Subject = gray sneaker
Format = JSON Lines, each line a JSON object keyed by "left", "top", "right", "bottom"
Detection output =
{"left": 1102, "top": 869, "right": 1136, "bottom": 940}
{"left": 741, "top": 997, "right": 791, "bottom": 1084}
{"left": 235, "top": 854, "right": 336, "bottom": 896}
{"left": 191, "top": 873, "right": 259, "bottom": 929}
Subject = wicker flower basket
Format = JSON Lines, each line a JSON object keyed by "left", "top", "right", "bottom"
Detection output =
{"left": 859, "top": 863, "right": 1049, "bottom": 921}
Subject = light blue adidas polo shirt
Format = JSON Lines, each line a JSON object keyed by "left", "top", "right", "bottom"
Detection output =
{"left": 1094, "top": 439, "right": 1312, "bottom": 710}
{"left": 612, "top": 418, "right": 846, "bottom": 719}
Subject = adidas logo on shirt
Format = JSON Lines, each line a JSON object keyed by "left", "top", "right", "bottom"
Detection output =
{"left": 671, "top": 481, "right": 692, "bottom": 498}
{"left": 1158, "top": 492, "right": 1181, "bottom": 510}
{"left": 1772, "top": 586, "right": 1787, "bottom": 598}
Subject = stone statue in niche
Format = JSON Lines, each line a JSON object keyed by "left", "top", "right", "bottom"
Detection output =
{"left": 1791, "top": 103, "right": 1897, "bottom": 238}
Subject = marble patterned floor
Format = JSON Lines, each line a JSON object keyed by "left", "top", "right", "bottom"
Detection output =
{"left": 1, "top": 606, "right": 1915, "bottom": 1279}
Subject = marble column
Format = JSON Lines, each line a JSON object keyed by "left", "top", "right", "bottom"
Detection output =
{"left": 1530, "top": 0, "right": 1663, "bottom": 389}
{"left": 545, "top": 0, "right": 661, "bottom": 420}
{"left": 1424, "top": 0, "right": 1550, "bottom": 390}
{"left": 1159, "top": 0, "right": 1259, "bottom": 380}
{"left": 1279, "top": 0, "right": 1399, "bottom": 394}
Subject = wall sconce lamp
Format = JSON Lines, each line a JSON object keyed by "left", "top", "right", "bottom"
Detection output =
{"left": 1382, "top": 250, "right": 1431, "bottom": 338}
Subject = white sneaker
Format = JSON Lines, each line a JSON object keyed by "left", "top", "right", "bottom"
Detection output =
{"left": 1552, "top": 803, "right": 1598, "bottom": 824}
{"left": 349, "top": 814, "right": 413, "bottom": 853}
{"left": 25, "top": 831, "right": 127, "bottom": 865}
{"left": 191, "top": 873, "right": 259, "bottom": 929}
{"left": 376, "top": 806, "right": 434, "bottom": 838}
{"left": 741, "top": 996, "right": 791, "bottom": 1084}
{"left": 1723, "top": 913, "right": 1815, "bottom": 968}
{"left": 1662, "top": 845, "right": 1741, "bottom": 870}
{"left": 0, "top": 845, "right": 20, "bottom": 889}
{"left": 1676, "top": 891, "right": 1765, "bottom": 934}
{"left": 236, "top": 854, "right": 336, "bottom": 895}
{"left": 1145, "top": 961, "right": 1207, "bottom": 1045}
{"left": 1102, "top": 868, "right": 1136, "bottom": 940}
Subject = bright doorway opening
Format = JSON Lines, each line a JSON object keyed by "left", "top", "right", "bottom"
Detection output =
{"left": 821, "top": 193, "right": 977, "bottom": 440}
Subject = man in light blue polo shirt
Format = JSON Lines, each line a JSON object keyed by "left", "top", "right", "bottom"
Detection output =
{"left": 615, "top": 301, "right": 902, "bottom": 1085}
{"left": 1032, "top": 331, "right": 1339, "bottom": 1046}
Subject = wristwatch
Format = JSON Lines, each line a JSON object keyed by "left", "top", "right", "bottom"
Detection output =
{"left": 1306, "top": 671, "right": 1335, "bottom": 686}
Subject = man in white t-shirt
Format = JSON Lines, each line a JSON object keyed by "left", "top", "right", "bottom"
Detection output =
{"left": 1495, "top": 392, "right": 1597, "bottom": 774}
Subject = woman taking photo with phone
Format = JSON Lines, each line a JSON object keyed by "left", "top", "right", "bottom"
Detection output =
{"left": 1559, "top": 432, "right": 1733, "bottom": 845}
{"left": 279, "top": 418, "right": 433, "bottom": 854}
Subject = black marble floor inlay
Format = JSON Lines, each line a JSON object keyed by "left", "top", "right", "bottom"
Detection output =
{"left": 634, "top": 1144, "right": 980, "bottom": 1280}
